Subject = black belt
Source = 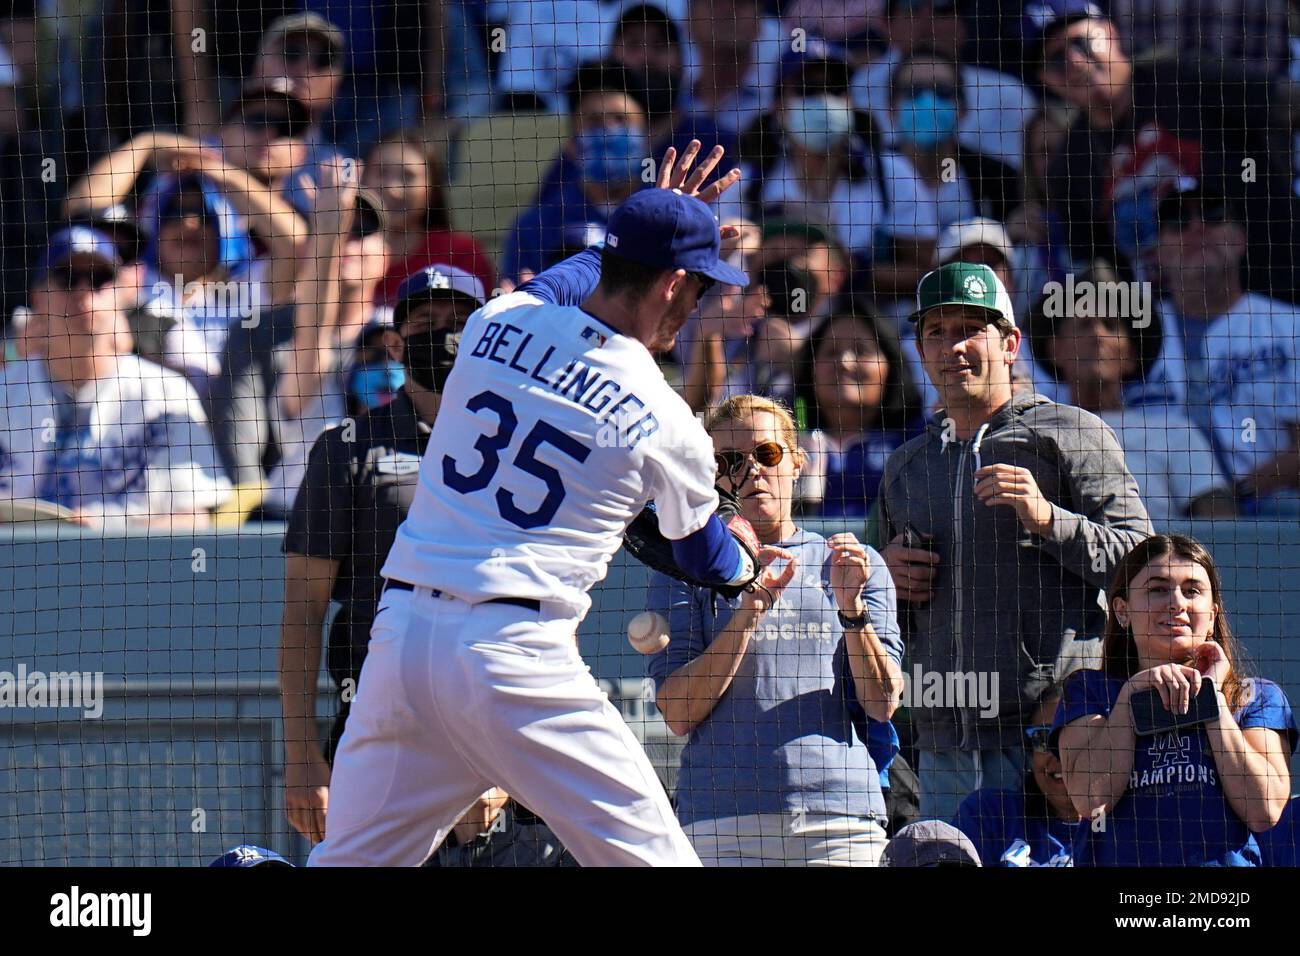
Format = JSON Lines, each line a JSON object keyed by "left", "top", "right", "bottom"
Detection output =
{"left": 383, "top": 578, "right": 541, "bottom": 612}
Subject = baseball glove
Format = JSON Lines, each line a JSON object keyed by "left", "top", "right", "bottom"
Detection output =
{"left": 624, "top": 485, "right": 763, "bottom": 598}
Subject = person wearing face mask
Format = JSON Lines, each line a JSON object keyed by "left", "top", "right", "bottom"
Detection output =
{"left": 953, "top": 682, "right": 1087, "bottom": 866}
{"left": 750, "top": 40, "right": 886, "bottom": 260}
{"left": 279, "top": 262, "right": 486, "bottom": 847}
{"left": 502, "top": 64, "right": 654, "bottom": 282}
{"left": 872, "top": 50, "right": 1019, "bottom": 305}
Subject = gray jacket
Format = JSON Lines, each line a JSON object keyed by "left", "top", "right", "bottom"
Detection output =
{"left": 878, "top": 392, "right": 1153, "bottom": 751}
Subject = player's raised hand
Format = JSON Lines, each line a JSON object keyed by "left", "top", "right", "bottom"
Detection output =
{"left": 655, "top": 140, "right": 742, "bottom": 206}
{"left": 286, "top": 752, "right": 331, "bottom": 844}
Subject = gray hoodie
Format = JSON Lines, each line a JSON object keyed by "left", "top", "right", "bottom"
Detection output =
{"left": 878, "top": 392, "right": 1153, "bottom": 751}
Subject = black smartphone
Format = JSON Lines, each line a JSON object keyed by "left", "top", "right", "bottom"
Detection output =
{"left": 901, "top": 522, "right": 935, "bottom": 552}
{"left": 1130, "top": 677, "right": 1220, "bottom": 736}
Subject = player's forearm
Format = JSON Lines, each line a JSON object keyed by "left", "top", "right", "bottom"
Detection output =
{"left": 844, "top": 623, "right": 903, "bottom": 722}
{"left": 657, "top": 608, "right": 760, "bottom": 735}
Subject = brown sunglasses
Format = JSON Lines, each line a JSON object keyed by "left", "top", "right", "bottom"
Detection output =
{"left": 715, "top": 440, "right": 786, "bottom": 482}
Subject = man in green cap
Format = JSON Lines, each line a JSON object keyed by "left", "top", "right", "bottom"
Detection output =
{"left": 876, "top": 262, "right": 1152, "bottom": 822}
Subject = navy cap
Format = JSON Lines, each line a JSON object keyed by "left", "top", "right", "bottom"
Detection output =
{"left": 1023, "top": 0, "right": 1105, "bottom": 48}
{"left": 393, "top": 264, "right": 487, "bottom": 326}
{"left": 32, "top": 226, "right": 123, "bottom": 283}
{"left": 779, "top": 37, "right": 850, "bottom": 79}
{"left": 604, "top": 190, "right": 749, "bottom": 287}
{"left": 209, "top": 845, "right": 294, "bottom": 867}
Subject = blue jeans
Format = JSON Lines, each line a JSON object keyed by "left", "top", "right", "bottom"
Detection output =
{"left": 918, "top": 747, "right": 1027, "bottom": 823}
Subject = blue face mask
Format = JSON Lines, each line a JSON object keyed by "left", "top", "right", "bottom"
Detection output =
{"left": 574, "top": 126, "right": 648, "bottom": 186}
{"left": 895, "top": 91, "right": 959, "bottom": 149}
{"left": 784, "top": 95, "right": 854, "bottom": 151}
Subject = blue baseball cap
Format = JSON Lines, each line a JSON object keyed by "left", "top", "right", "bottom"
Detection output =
{"left": 1022, "top": 0, "right": 1105, "bottom": 49}
{"left": 779, "top": 37, "right": 851, "bottom": 82}
{"left": 209, "top": 845, "right": 294, "bottom": 867}
{"left": 604, "top": 190, "right": 749, "bottom": 287}
{"left": 32, "top": 226, "right": 123, "bottom": 284}
{"left": 393, "top": 264, "right": 487, "bottom": 326}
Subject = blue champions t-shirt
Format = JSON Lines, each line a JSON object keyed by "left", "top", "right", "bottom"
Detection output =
{"left": 954, "top": 787, "right": 1083, "bottom": 867}
{"left": 647, "top": 529, "right": 903, "bottom": 825}
{"left": 1050, "top": 669, "right": 1297, "bottom": 867}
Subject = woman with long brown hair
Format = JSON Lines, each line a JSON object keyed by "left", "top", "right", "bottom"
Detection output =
{"left": 1054, "top": 534, "right": 1295, "bottom": 865}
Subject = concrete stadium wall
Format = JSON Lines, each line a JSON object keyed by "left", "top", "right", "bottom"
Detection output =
{"left": 1, "top": 519, "right": 1297, "bottom": 865}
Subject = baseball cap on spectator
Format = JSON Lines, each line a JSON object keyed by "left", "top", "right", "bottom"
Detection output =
{"left": 934, "top": 217, "right": 1015, "bottom": 268}
{"left": 604, "top": 190, "right": 750, "bottom": 287}
{"left": 32, "top": 226, "right": 123, "bottom": 285}
{"left": 258, "top": 12, "right": 346, "bottom": 59}
{"left": 779, "top": 37, "right": 853, "bottom": 95}
{"left": 209, "top": 844, "right": 294, "bottom": 867}
{"left": 67, "top": 204, "right": 146, "bottom": 264}
{"left": 223, "top": 78, "right": 313, "bottom": 137}
{"left": 881, "top": 820, "right": 982, "bottom": 867}
{"left": 392, "top": 264, "right": 487, "bottom": 327}
{"left": 1022, "top": 0, "right": 1105, "bottom": 52}
{"left": 909, "top": 261, "right": 1015, "bottom": 327}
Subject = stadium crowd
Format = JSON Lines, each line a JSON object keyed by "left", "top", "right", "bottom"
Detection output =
{"left": 1, "top": 0, "right": 1299, "bottom": 866}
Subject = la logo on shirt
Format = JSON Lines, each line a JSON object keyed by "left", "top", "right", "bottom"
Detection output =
{"left": 1130, "top": 731, "right": 1218, "bottom": 791}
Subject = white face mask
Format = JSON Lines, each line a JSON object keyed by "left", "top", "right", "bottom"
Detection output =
{"left": 784, "top": 95, "right": 854, "bottom": 151}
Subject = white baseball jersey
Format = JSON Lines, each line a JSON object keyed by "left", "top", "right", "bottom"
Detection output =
{"left": 0, "top": 354, "right": 231, "bottom": 526}
{"left": 382, "top": 290, "right": 719, "bottom": 619}
{"left": 1203, "top": 293, "right": 1300, "bottom": 480}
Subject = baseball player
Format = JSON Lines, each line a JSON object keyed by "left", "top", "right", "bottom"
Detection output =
{"left": 309, "top": 146, "right": 767, "bottom": 867}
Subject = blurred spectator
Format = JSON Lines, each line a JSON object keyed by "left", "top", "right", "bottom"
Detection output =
{"left": 427, "top": 791, "right": 577, "bottom": 867}
{"left": 650, "top": 394, "right": 904, "bottom": 866}
{"left": 501, "top": 63, "right": 651, "bottom": 281}
{"left": 1256, "top": 795, "right": 1299, "bottom": 866}
{"left": 1030, "top": 260, "right": 1236, "bottom": 523}
{"left": 217, "top": 79, "right": 314, "bottom": 192}
{"left": 1003, "top": 106, "right": 1079, "bottom": 317}
{"left": 750, "top": 40, "right": 887, "bottom": 259}
{"left": 879, "top": 819, "right": 982, "bottom": 866}
{"left": 259, "top": 169, "right": 400, "bottom": 516}
{"left": 366, "top": 129, "right": 497, "bottom": 305}
{"left": 680, "top": 0, "right": 784, "bottom": 135}
{"left": 1031, "top": 0, "right": 1300, "bottom": 298}
{"left": 793, "top": 301, "right": 923, "bottom": 516}
{"left": 208, "top": 186, "right": 388, "bottom": 490}
{"left": 249, "top": 13, "right": 347, "bottom": 147}
{"left": 1054, "top": 534, "right": 1295, "bottom": 866}
{"left": 1153, "top": 186, "right": 1300, "bottom": 516}
{"left": 781, "top": 0, "right": 887, "bottom": 50}
{"left": 1106, "top": 0, "right": 1290, "bottom": 71}
{"left": 954, "top": 685, "right": 1085, "bottom": 866}
{"left": 492, "top": 0, "right": 606, "bottom": 112}
{"left": 279, "top": 260, "right": 483, "bottom": 844}
{"left": 0, "top": 226, "right": 230, "bottom": 529}
{"left": 871, "top": 49, "right": 1019, "bottom": 302}
{"left": 851, "top": 0, "right": 1038, "bottom": 171}
{"left": 878, "top": 262, "right": 1151, "bottom": 821}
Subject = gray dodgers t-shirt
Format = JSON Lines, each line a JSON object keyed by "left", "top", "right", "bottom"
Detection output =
{"left": 647, "top": 529, "right": 902, "bottom": 825}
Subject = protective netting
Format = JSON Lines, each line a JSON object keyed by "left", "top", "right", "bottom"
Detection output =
{"left": 0, "top": 0, "right": 1298, "bottom": 869}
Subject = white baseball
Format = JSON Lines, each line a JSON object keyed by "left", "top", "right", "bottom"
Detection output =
{"left": 627, "top": 611, "right": 670, "bottom": 654}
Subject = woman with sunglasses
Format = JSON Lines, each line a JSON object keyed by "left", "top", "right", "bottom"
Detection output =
{"left": 953, "top": 683, "right": 1085, "bottom": 867}
{"left": 792, "top": 300, "right": 922, "bottom": 517}
{"left": 646, "top": 394, "right": 905, "bottom": 866}
{"left": 1054, "top": 534, "right": 1295, "bottom": 866}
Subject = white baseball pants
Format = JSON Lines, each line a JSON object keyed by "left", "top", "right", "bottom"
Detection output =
{"left": 307, "top": 585, "right": 700, "bottom": 867}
